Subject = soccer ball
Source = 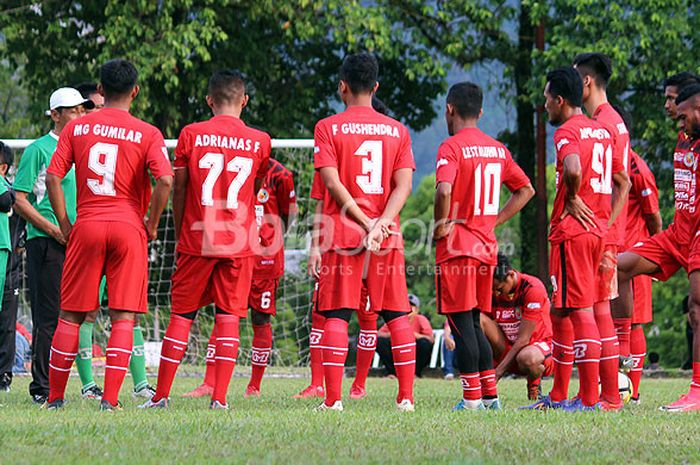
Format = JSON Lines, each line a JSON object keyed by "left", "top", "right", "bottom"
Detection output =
{"left": 618, "top": 372, "right": 633, "bottom": 404}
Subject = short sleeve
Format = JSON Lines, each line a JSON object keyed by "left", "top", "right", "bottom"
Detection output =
{"left": 435, "top": 141, "right": 459, "bottom": 185}
{"left": 521, "top": 284, "right": 550, "bottom": 322}
{"left": 632, "top": 156, "right": 659, "bottom": 215}
{"left": 46, "top": 132, "right": 74, "bottom": 179}
{"left": 394, "top": 126, "right": 416, "bottom": 171}
{"left": 502, "top": 147, "right": 531, "bottom": 192}
{"left": 14, "top": 143, "right": 44, "bottom": 193}
{"left": 256, "top": 135, "right": 272, "bottom": 180}
{"left": 310, "top": 171, "right": 325, "bottom": 200}
{"left": 418, "top": 316, "right": 433, "bottom": 337}
{"left": 276, "top": 169, "right": 297, "bottom": 216}
{"left": 146, "top": 128, "right": 174, "bottom": 179}
{"left": 313, "top": 121, "right": 337, "bottom": 169}
{"left": 611, "top": 135, "right": 625, "bottom": 175}
{"left": 173, "top": 127, "right": 191, "bottom": 169}
{"left": 553, "top": 126, "right": 579, "bottom": 161}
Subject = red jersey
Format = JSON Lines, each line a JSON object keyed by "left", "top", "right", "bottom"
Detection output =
{"left": 434, "top": 127, "right": 530, "bottom": 265}
{"left": 592, "top": 103, "right": 630, "bottom": 247}
{"left": 625, "top": 151, "right": 659, "bottom": 249}
{"left": 48, "top": 108, "right": 173, "bottom": 229}
{"left": 379, "top": 313, "right": 432, "bottom": 338}
{"left": 313, "top": 106, "right": 415, "bottom": 250}
{"left": 670, "top": 132, "right": 700, "bottom": 246}
{"left": 549, "top": 114, "right": 614, "bottom": 244}
{"left": 173, "top": 115, "right": 270, "bottom": 258}
{"left": 491, "top": 272, "right": 552, "bottom": 345}
{"left": 254, "top": 158, "right": 297, "bottom": 278}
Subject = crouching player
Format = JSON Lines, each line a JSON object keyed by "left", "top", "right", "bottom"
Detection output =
{"left": 142, "top": 70, "right": 270, "bottom": 410}
{"left": 481, "top": 253, "right": 553, "bottom": 401}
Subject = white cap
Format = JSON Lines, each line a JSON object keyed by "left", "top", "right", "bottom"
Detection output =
{"left": 45, "top": 87, "right": 95, "bottom": 116}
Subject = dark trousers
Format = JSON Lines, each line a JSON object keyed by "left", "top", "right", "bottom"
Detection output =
{"left": 377, "top": 336, "right": 433, "bottom": 377}
{"left": 0, "top": 250, "right": 19, "bottom": 377}
{"left": 26, "top": 238, "right": 65, "bottom": 397}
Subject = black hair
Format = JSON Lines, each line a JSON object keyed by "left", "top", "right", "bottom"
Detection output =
{"left": 208, "top": 69, "right": 246, "bottom": 105}
{"left": 676, "top": 84, "right": 700, "bottom": 106}
{"left": 611, "top": 103, "right": 633, "bottom": 139}
{"left": 546, "top": 67, "right": 583, "bottom": 108}
{"left": 663, "top": 72, "right": 700, "bottom": 92}
{"left": 0, "top": 142, "right": 12, "bottom": 167}
{"left": 74, "top": 82, "right": 99, "bottom": 99}
{"left": 573, "top": 52, "right": 613, "bottom": 89}
{"left": 493, "top": 252, "right": 513, "bottom": 282}
{"left": 100, "top": 59, "right": 138, "bottom": 98}
{"left": 371, "top": 95, "right": 389, "bottom": 115}
{"left": 446, "top": 82, "right": 483, "bottom": 119}
{"left": 339, "top": 52, "right": 378, "bottom": 95}
{"left": 648, "top": 352, "right": 660, "bottom": 364}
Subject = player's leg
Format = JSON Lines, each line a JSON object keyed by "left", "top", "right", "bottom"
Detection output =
{"left": 447, "top": 312, "right": 483, "bottom": 410}
{"left": 182, "top": 325, "right": 216, "bottom": 398}
{"left": 211, "top": 308, "right": 241, "bottom": 409}
{"left": 102, "top": 310, "right": 136, "bottom": 409}
{"left": 150, "top": 311, "right": 197, "bottom": 405}
{"left": 47, "top": 310, "right": 88, "bottom": 406}
{"left": 515, "top": 345, "right": 546, "bottom": 381}
{"left": 629, "top": 274, "right": 653, "bottom": 402}
{"left": 548, "top": 309, "right": 575, "bottom": 404}
{"left": 294, "top": 297, "right": 326, "bottom": 398}
{"left": 480, "top": 312, "right": 508, "bottom": 361}
{"left": 629, "top": 324, "right": 646, "bottom": 402}
{"left": 319, "top": 308, "right": 352, "bottom": 409}
{"left": 77, "top": 310, "right": 101, "bottom": 398}
{"left": 380, "top": 309, "right": 415, "bottom": 407}
{"left": 130, "top": 315, "right": 154, "bottom": 398}
{"left": 246, "top": 279, "right": 276, "bottom": 397}
{"left": 473, "top": 264, "right": 498, "bottom": 409}
{"left": 351, "top": 285, "right": 377, "bottom": 399}
{"left": 594, "top": 245, "right": 621, "bottom": 408}
{"left": 415, "top": 338, "right": 433, "bottom": 377}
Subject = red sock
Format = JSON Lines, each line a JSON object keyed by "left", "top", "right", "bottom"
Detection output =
{"left": 321, "top": 318, "right": 349, "bottom": 406}
{"left": 387, "top": 315, "right": 416, "bottom": 403}
{"left": 629, "top": 325, "right": 646, "bottom": 398}
{"left": 613, "top": 317, "right": 632, "bottom": 357}
{"left": 594, "top": 301, "right": 620, "bottom": 404}
{"left": 480, "top": 369, "right": 498, "bottom": 399}
{"left": 570, "top": 310, "right": 601, "bottom": 407}
{"left": 353, "top": 315, "right": 378, "bottom": 389}
{"left": 549, "top": 314, "right": 575, "bottom": 403}
{"left": 153, "top": 315, "right": 193, "bottom": 401}
{"left": 203, "top": 326, "right": 217, "bottom": 387}
{"left": 691, "top": 362, "right": 700, "bottom": 394}
{"left": 212, "top": 313, "right": 240, "bottom": 405}
{"left": 460, "top": 373, "right": 481, "bottom": 400}
{"left": 248, "top": 323, "right": 272, "bottom": 391}
{"left": 48, "top": 318, "right": 80, "bottom": 403}
{"left": 103, "top": 319, "right": 135, "bottom": 406}
{"left": 309, "top": 311, "right": 325, "bottom": 387}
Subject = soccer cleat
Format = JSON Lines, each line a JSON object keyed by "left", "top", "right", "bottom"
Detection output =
{"left": 81, "top": 384, "right": 103, "bottom": 400}
{"left": 0, "top": 373, "right": 11, "bottom": 392}
{"left": 182, "top": 383, "right": 214, "bottom": 398}
{"left": 244, "top": 386, "right": 261, "bottom": 398}
{"left": 99, "top": 400, "right": 123, "bottom": 412}
{"left": 42, "top": 399, "right": 66, "bottom": 410}
{"left": 133, "top": 384, "right": 157, "bottom": 399}
{"left": 561, "top": 398, "right": 599, "bottom": 412}
{"left": 396, "top": 399, "right": 415, "bottom": 412}
{"left": 599, "top": 399, "right": 624, "bottom": 412}
{"left": 483, "top": 398, "right": 502, "bottom": 410}
{"left": 292, "top": 385, "right": 324, "bottom": 399}
{"left": 527, "top": 383, "right": 542, "bottom": 401}
{"left": 314, "top": 400, "right": 344, "bottom": 412}
{"left": 629, "top": 395, "right": 641, "bottom": 405}
{"left": 349, "top": 384, "right": 367, "bottom": 400}
{"left": 444, "top": 373, "right": 455, "bottom": 380}
{"left": 519, "top": 395, "right": 566, "bottom": 411}
{"left": 138, "top": 397, "right": 169, "bottom": 409}
{"left": 210, "top": 400, "right": 229, "bottom": 410}
{"left": 32, "top": 394, "right": 48, "bottom": 405}
{"left": 659, "top": 392, "right": 700, "bottom": 413}
{"left": 619, "top": 354, "right": 634, "bottom": 373}
{"left": 452, "top": 399, "right": 486, "bottom": 411}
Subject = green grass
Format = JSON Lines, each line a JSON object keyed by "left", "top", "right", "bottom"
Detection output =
{"left": 1, "top": 375, "right": 699, "bottom": 465}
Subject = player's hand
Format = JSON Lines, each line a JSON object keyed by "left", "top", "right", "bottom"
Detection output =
{"left": 444, "top": 336, "right": 456, "bottom": 351}
{"left": 144, "top": 218, "right": 159, "bottom": 241}
{"left": 562, "top": 195, "right": 597, "bottom": 231}
{"left": 49, "top": 224, "right": 67, "bottom": 246}
{"left": 363, "top": 225, "right": 384, "bottom": 252}
{"left": 433, "top": 220, "right": 454, "bottom": 241}
{"left": 308, "top": 248, "right": 322, "bottom": 279}
{"left": 59, "top": 222, "right": 72, "bottom": 244}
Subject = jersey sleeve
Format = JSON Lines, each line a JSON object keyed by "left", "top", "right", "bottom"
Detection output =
{"left": 14, "top": 142, "right": 45, "bottom": 193}
{"left": 146, "top": 128, "right": 174, "bottom": 179}
{"left": 310, "top": 171, "right": 325, "bottom": 200}
{"left": 173, "top": 127, "right": 191, "bottom": 169}
{"left": 276, "top": 169, "right": 297, "bottom": 216}
{"left": 417, "top": 316, "right": 433, "bottom": 337}
{"left": 610, "top": 132, "right": 625, "bottom": 175}
{"left": 394, "top": 126, "right": 416, "bottom": 171}
{"left": 553, "top": 126, "right": 579, "bottom": 162}
{"left": 435, "top": 141, "right": 459, "bottom": 185}
{"left": 502, "top": 147, "right": 531, "bottom": 192}
{"left": 521, "top": 284, "right": 550, "bottom": 322}
{"left": 634, "top": 160, "right": 659, "bottom": 215}
{"left": 313, "top": 121, "right": 337, "bottom": 170}
{"left": 256, "top": 135, "right": 272, "bottom": 180}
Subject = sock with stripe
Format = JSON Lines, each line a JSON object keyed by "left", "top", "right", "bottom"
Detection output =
{"left": 130, "top": 325, "right": 149, "bottom": 392}
{"left": 76, "top": 321, "right": 96, "bottom": 390}
{"left": 479, "top": 369, "right": 498, "bottom": 400}
{"left": 309, "top": 311, "right": 325, "bottom": 388}
{"left": 153, "top": 315, "right": 193, "bottom": 402}
{"left": 387, "top": 315, "right": 416, "bottom": 403}
{"left": 549, "top": 313, "right": 575, "bottom": 403}
{"left": 203, "top": 326, "right": 217, "bottom": 387}
{"left": 48, "top": 318, "right": 81, "bottom": 403}
{"left": 321, "top": 318, "right": 349, "bottom": 406}
{"left": 570, "top": 310, "right": 601, "bottom": 407}
{"left": 212, "top": 313, "right": 240, "bottom": 405}
{"left": 629, "top": 325, "right": 646, "bottom": 399}
{"left": 613, "top": 317, "right": 632, "bottom": 358}
{"left": 460, "top": 373, "right": 482, "bottom": 400}
{"left": 248, "top": 323, "right": 272, "bottom": 392}
{"left": 352, "top": 315, "right": 378, "bottom": 390}
{"left": 594, "top": 301, "right": 620, "bottom": 404}
{"left": 691, "top": 362, "right": 700, "bottom": 395}
{"left": 102, "top": 319, "right": 135, "bottom": 407}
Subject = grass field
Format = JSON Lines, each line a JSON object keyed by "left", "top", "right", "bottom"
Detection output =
{"left": 1, "top": 374, "right": 699, "bottom": 465}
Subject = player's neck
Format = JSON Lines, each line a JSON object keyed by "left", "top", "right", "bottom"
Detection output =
{"left": 452, "top": 119, "right": 479, "bottom": 133}
{"left": 343, "top": 93, "right": 373, "bottom": 108}
{"left": 584, "top": 91, "right": 607, "bottom": 116}
{"left": 212, "top": 106, "right": 243, "bottom": 118}
{"left": 562, "top": 106, "right": 584, "bottom": 123}
{"left": 103, "top": 99, "right": 132, "bottom": 112}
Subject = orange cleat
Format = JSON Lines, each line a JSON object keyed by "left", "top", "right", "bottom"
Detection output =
{"left": 293, "top": 385, "right": 325, "bottom": 399}
{"left": 349, "top": 384, "right": 367, "bottom": 400}
{"left": 181, "top": 383, "right": 214, "bottom": 398}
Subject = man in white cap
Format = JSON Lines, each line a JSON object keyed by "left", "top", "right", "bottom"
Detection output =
{"left": 14, "top": 87, "right": 92, "bottom": 404}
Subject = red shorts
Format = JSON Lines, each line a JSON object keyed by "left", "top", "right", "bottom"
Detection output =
{"left": 496, "top": 341, "right": 554, "bottom": 377}
{"left": 550, "top": 234, "right": 604, "bottom": 309}
{"left": 317, "top": 249, "right": 410, "bottom": 313}
{"left": 631, "top": 274, "right": 653, "bottom": 324}
{"left": 248, "top": 279, "right": 279, "bottom": 315}
{"left": 61, "top": 221, "right": 148, "bottom": 313}
{"left": 595, "top": 244, "right": 618, "bottom": 303}
{"left": 436, "top": 256, "right": 493, "bottom": 314}
{"left": 630, "top": 227, "right": 688, "bottom": 281}
{"left": 171, "top": 253, "right": 254, "bottom": 317}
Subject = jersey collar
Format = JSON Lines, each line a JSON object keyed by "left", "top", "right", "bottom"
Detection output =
{"left": 48, "top": 131, "right": 59, "bottom": 141}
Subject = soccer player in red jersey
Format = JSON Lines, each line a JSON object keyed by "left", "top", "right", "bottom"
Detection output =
{"left": 142, "top": 70, "right": 270, "bottom": 410}
{"left": 43, "top": 59, "right": 174, "bottom": 410}
{"left": 313, "top": 53, "right": 416, "bottom": 412}
{"left": 524, "top": 67, "right": 622, "bottom": 411}
{"left": 434, "top": 82, "right": 534, "bottom": 411}
{"left": 617, "top": 83, "right": 700, "bottom": 412}
{"left": 574, "top": 53, "right": 632, "bottom": 409}
{"left": 480, "top": 253, "right": 553, "bottom": 401}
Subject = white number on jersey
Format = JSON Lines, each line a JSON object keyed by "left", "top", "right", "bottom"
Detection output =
{"left": 198, "top": 152, "right": 253, "bottom": 209}
{"left": 87, "top": 142, "right": 118, "bottom": 196}
{"left": 260, "top": 291, "right": 272, "bottom": 309}
{"left": 590, "top": 142, "right": 613, "bottom": 194}
{"left": 473, "top": 162, "right": 502, "bottom": 216}
{"left": 354, "top": 140, "right": 384, "bottom": 194}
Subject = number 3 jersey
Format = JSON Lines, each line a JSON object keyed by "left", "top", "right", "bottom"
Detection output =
{"left": 435, "top": 127, "right": 530, "bottom": 265}
{"left": 313, "top": 105, "right": 415, "bottom": 250}
{"left": 48, "top": 108, "right": 174, "bottom": 228}
{"left": 174, "top": 115, "right": 270, "bottom": 258}
{"left": 549, "top": 114, "right": 615, "bottom": 245}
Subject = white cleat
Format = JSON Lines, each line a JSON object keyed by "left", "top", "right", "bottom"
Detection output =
{"left": 209, "top": 400, "right": 229, "bottom": 410}
{"left": 138, "top": 397, "right": 169, "bottom": 409}
{"left": 396, "top": 399, "right": 415, "bottom": 412}
{"left": 314, "top": 400, "right": 344, "bottom": 412}
{"left": 133, "top": 384, "right": 156, "bottom": 399}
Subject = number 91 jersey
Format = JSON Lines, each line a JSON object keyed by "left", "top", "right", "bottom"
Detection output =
{"left": 313, "top": 106, "right": 415, "bottom": 250}
{"left": 174, "top": 115, "right": 271, "bottom": 258}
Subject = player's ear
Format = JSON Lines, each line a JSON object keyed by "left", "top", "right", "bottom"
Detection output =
{"left": 241, "top": 94, "right": 249, "bottom": 110}
{"left": 205, "top": 95, "right": 215, "bottom": 110}
{"left": 50, "top": 109, "right": 61, "bottom": 124}
{"left": 338, "top": 80, "right": 348, "bottom": 96}
{"left": 478, "top": 108, "right": 484, "bottom": 120}
{"left": 372, "top": 81, "right": 379, "bottom": 94}
{"left": 131, "top": 85, "right": 140, "bottom": 100}
{"left": 97, "top": 83, "right": 105, "bottom": 97}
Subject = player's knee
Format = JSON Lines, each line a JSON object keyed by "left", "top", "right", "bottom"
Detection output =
{"left": 516, "top": 348, "right": 542, "bottom": 372}
{"left": 324, "top": 308, "right": 353, "bottom": 322}
{"left": 179, "top": 310, "right": 198, "bottom": 320}
{"left": 84, "top": 309, "right": 99, "bottom": 324}
{"left": 688, "top": 300, "right": 700, "bottom": 331}
{"left": 616, "top": 253, "right": 638, "bottom": 281}
{"left": 59, "top": 310, "right": 86, "bottom": 325}
{"left": 380, "top": 310, "right": 408, "bottom": 323}
{"left": 251, "top": 310, "right": 270, "bottom": 326}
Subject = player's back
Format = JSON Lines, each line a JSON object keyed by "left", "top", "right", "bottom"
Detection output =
{"left": 174, "top": 114, "right": 270, "bottom": 257}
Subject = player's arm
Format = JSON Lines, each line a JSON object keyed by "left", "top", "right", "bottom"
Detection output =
{"left": 608, "top": 169, "right": 631, "bottom": 227}
{"left": 0, "top": 184, "right": 16, "bottom": 214}
{"left": 308, "top": 199, "right": 323, "bottom": 279}
{"left": 562, "top": 153, "right": 597, "bottom": 231}
{"left": 319, "top": 166, "right": 372, "bottom": 231}
{"left": 644, "top": 211, "right": 662, "bottom": 236}
{"left": 494, "top": 319, "right": 536, "bottom": 380}
{"left": 172, "top": 167, "right": 188, "bottom": 240}
{"left": 495, "top": 183, "right": 535, "bottom": 228}
{"left": 433, "top": 181, "right": 453, "bottom": 241}
{"left": 45, "top": 173, "right": 71, "bottom": 243}
{"left": 146, "top": 174, "right": 174, "bottom": 240}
